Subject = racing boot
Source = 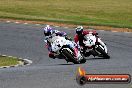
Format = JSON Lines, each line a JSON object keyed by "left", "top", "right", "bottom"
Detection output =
{"left": 80, "top": 46, "right": 89, "bottom": 57}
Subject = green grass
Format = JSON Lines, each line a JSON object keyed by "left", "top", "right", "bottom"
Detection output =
{"left": 0, "top": 0, "right": 132, "bottom": 28}
{"left": 0, "top": 56, "right": 19, "bottom": 66}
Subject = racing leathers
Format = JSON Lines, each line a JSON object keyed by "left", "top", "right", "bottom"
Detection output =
{"left": 44, "top": 30, "right": 68, "bottom": 59}
{"left": 74, "top": 30, "right": 97, "bottom": 57}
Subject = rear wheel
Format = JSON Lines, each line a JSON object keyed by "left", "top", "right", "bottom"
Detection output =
{"left": 96, "top": 46, "right": 110, "bottom": 59}
{"left": 61, "top": 49, "right": 79, "bottom": 64}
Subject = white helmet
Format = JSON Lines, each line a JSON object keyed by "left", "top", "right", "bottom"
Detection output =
{"left": 75, "top": 26, "right": 83, "bottom": 35}
{"left": 43, "top": 25, "right": 53, "bottom": 36}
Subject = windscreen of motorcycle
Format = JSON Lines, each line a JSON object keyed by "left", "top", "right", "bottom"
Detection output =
{"left": 84, "top": 34, "right": 96, "bottom": 47}
{"left": 51, "top": 36, "right": 66, "bottom": 52}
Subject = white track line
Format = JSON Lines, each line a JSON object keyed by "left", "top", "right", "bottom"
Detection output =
{"left": 6, "top": 21, "right": 11, "bottom": 23}
{"left": 55, "top": 26, "right": 60, "bottom": 27}
{"left": 35, "top": 24, "right": 40, "bottom": 26}
{"left": 64, "top": 27, "right": 68, "bottom": 28}
{"left": 98, "top": 30, "right": 105, "bottom": 31}
{"left": 24, "top": 23, "right": 28, "bottom": 25}
{"left": 112, "top": 31, "right": 118, "bottom": 32}
{"left": 15, "top": 22, "right": 20, "bottom": 24}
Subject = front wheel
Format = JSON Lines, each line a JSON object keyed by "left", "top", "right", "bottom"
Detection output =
{"left": 61, "top": 49, "right": 80, "bottom": 64}
{"left": 96, "top": 46, "right": 110, "bottom": 59}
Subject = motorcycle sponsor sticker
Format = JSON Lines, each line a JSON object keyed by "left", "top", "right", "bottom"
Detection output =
{"left": 76, "top": 67, "right": 131, "bottom": 85}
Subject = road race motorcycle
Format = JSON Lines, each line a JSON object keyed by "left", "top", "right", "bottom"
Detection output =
{"left": 51, "top": 36, "right": 86, "bottom": 64}
{"left": 83, "top": 33, "right": 110, "bottom": 59}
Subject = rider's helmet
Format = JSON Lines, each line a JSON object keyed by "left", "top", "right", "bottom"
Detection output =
{"left": 43, "top": 25, "right": 53, "bottom": 36}
{"left": 75, "top": 26, "right": 83, "bottom": 35}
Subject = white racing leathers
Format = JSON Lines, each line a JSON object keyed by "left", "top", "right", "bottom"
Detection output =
{"left": 51, "top": 36, "right": 86, "bottom": 64}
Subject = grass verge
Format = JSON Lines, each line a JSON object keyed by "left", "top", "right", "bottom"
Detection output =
{"left": 0, "top": 0, "right": 132, "bottom": 28}
{"left": 0, "top": 55, "right": 20, "bottom": 67}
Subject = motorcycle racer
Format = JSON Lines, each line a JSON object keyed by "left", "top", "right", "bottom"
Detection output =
{"left": 43, "top": 25, "right": 69, "bottom": 59}
{"left": 74, "top": 26, "right": 98, "bottom": 57}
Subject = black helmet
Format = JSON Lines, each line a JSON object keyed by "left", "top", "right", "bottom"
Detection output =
{"left": 76, "top": 26, "right": 83, "bottom": 35}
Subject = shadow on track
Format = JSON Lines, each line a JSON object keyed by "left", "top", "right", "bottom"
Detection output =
{"left": 56, "top": 63, "right": 74, "bottom": 65}
{"left": 53, "top": 57, "right": 109, "bottom": 66}
{"left": 85, "top": 57, "right": 110, "bottom": 61}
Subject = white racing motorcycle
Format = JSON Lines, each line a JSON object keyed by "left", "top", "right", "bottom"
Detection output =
{"left": 51, "top": 36, "right": 86, "bottom": 64}
{"left": 83, "top": 33, "right": 110, "bottom": 59}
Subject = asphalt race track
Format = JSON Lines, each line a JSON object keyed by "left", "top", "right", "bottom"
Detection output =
{"left": 0, "top": 21, "right": 132, "bottom": 88}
